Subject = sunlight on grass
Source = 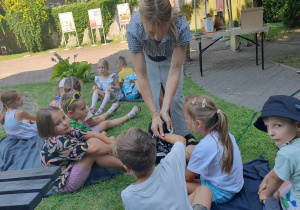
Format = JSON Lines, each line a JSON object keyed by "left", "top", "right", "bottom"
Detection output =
{"left": 273, "top": 54, "right": 300, "bottom": 69}
{"left": 0, "top": 77, "right": 278, "bottom": 209}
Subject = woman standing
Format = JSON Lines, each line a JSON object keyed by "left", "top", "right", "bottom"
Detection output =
{"left": 127, "top": 0, "right": 192, "bottom": 139}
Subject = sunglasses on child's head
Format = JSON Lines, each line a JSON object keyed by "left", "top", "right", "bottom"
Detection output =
{"left": 67, "top": 92, "right": 81, "bottom": 111}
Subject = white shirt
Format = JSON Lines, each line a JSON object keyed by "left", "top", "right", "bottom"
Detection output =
{"left": 188, "top": 130, "right": 244, "bottom": 192}
{"left": 121, "top": 142, "right": 193, "bottom": 210}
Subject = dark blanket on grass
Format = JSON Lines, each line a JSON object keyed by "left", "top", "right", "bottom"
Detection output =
{"left": 211, "top": 156, "right": 273, "bottom": 210}
{"left": 0, "top": 135, "right": 119, "bottom": 193}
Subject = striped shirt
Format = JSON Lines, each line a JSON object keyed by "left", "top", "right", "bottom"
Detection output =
{"left": 3, "top": 109, "right": 38, "bottom": 139}
{"left": 127, "top": 10, "right": 192, "bottom": 58}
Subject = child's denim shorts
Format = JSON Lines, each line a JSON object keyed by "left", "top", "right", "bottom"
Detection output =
{"left": 200, "top": 176, "right": 235, "bottom": 204}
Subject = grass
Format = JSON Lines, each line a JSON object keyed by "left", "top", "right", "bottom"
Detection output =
{"left": 0, "top": 77, "right": 277, "bottom": 209}
{"left": 273, "top": 55, "right": 300, "bottom": 69}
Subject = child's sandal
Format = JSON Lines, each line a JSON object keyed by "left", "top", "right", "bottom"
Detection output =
{"left": 89, "top": 107, "right": 96, "bottom": 114}
{"left": 95, "top": 107, "right": 105, "bottom": 116}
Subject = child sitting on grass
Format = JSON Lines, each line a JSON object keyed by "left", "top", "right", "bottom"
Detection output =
{"left": 37, "top": 106, "right": 123, "bottom": 193}
{"left": 116, "top": 56, "right": 135, "bottom": 87}
{"left": 184, "top": 95, "right": 244, "bottom": 204}
{"left": 0, "top": 89, "right": 37, "bottom": 139}
{"left": 255, "top": 95, "right": 300, "bottom": 209}
{"left": 90, "top": 59, "right": 124, "bottom": 115}
{"left": 61, "top": 91, "right": 141, "bottom": 133}
{"left": 116, "top": 56, "right": 140, "bottom": 100}
{"left": 50, "top": 77, "right": 122, "bottom": 132}
{"left": 116, "top": 128, "right": 212, "bottom": 210}
{"left": 49, "top": 77, "right": 66, "bottom": 107}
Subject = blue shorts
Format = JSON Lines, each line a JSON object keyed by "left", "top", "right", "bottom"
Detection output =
{"left": 200, "top": 176, "right": 235, "bottom": 204}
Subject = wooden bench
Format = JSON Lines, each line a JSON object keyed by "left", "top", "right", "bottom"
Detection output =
{"left": 0, "top": 167, "right": 61, "bottom": 210}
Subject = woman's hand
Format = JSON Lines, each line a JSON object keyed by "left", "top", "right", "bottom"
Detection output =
{"left": 160, "top": 110, "right": 172, "bottom": 132}
{"left": 151, "top": 112, "right": 165, "bottom": 139}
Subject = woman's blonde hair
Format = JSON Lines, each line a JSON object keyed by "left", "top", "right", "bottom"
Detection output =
{"left": 0, "top": 89, "right": 20, "bottom": 125}
{"left": 97, "top": 59, "right": 109, "bottom": 69}
{"left": 139, "top": 0, "right": 183, "bottom": 44}
{"left": 184, "top": 94, "right": 234, "bottom": 175}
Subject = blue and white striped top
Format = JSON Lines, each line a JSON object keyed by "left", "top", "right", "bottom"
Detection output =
{"left": 127, "top": 10, "right": 192, "bottom": 58}
{"left": 3, "top": 109, "right": 38, "bottom": 140}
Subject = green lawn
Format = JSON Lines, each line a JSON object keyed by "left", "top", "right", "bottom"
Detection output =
{"left": 0, "top": 77, "right": 277, "bottom": 209}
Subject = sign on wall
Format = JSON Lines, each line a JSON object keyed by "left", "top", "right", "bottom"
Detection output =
{"left": 58, "top": 12, "right": 76, "bottom": 33}
{"left": 88, "top": 8, "right": 103, "bottom": 29}
{"left": 117, "top": 3, "right": 131, "bottom": 24}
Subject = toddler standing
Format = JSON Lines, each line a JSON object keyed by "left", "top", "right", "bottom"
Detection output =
{"left": 255, "top": 95, "right": 300, "bottom": 210}
{"left": 184, "top": 95, "right": 244, "bottom": 204}
{"left": 90, "top": 59, "right": 123, "bottom": 115}
{"left": 0, "top": 89, "right": 37, "bottom": 139}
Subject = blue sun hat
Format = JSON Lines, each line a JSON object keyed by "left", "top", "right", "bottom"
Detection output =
{"left": 254, "top": 95, "right": 300, "bottom": 132}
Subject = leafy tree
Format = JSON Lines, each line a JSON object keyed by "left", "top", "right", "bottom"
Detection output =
{"left": 280, "top": 0, "right": 300, "bottom": 28}
{"left": 5, "top": 0, "right": 50, "bottom": 52}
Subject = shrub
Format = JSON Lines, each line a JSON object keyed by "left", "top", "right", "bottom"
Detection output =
{"left": 280, "top": 0, "right": 300, "bottom": 28}
{"left": 50, "top": 52, "right": 94, "bottom": 82}
{"left": 262, "top": 0, "right": 285, "bottom": 23}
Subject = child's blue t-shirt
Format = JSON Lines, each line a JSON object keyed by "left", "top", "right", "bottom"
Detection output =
{"left": 274, "top": 137, "right": 300, "bottom": 202}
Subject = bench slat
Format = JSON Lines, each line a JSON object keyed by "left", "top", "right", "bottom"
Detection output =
{"left": 0, "top": 192, "right": 42, "bottom": 210}
{"left": 0, "top": 179, "right": 52, "bottom": 195}
{"left": 0, "top": 166, "right": 60, "bottom": 182}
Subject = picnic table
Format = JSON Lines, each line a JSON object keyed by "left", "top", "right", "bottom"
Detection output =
{"left": 193, "top": 25, "right": 271, "bottom": 76}
{"left": 0, "top": 166, "right": 61, "bottom": 210}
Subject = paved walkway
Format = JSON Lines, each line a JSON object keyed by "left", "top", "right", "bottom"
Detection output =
{"left": 0, "top": 38, "right": 299, "bottom": 111}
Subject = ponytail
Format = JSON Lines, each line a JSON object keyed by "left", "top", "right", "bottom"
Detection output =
{"left": 0, "top": 105, "right": 7, "bottom": 125}
{"left": 0, "top": 89, "right": 20, "bottom": 125}
{"left": 216, "top": 110, "right": 234, "bottom": 175}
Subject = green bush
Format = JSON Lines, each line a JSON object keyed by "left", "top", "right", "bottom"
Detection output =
{"left": 50, "top": 52, "right": 94, "bottom": 82}
{"left": 5, "top": 0, "right": 50, "bottom": 53}
{"left": 280, "top": 0, "right": 300, "bottom": 28}
{"left": 262, "top": 0, "right": 285, "bottom": 23}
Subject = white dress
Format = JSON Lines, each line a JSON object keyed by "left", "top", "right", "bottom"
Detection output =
{"left": 94, "top": 73, "right": 124, "bottom": 101}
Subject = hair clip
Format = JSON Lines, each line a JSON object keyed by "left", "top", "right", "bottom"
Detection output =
{"left": 70, "top": 87, "right": 74, "bottom": 90}
{"left": 217, "top": 109, "right": 220, "bottom": 114}
{"left": 192, "top": 97, "right": 197, "bottom": 104}
{"left": 202, "top": 99, "right": 206, "bottom": 108}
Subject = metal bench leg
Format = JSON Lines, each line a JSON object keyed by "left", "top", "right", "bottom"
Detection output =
{"left": 199, "top": 41, "right": 203, "bottom": 77}
{"left": 262, "top": 32, "right": 264, "bottom": 70}
{"left": 255, "top": 33, "right": 258, "bottom": 65}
